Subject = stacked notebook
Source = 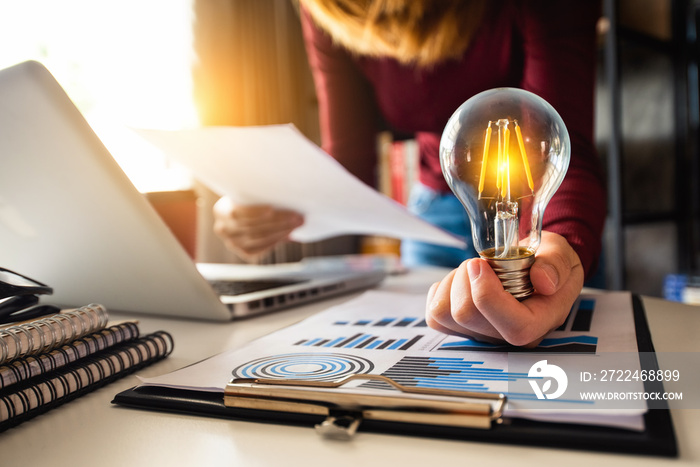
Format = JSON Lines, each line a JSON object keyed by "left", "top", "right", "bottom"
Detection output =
{"left": 0, "top": 303, "right": 173, "bottom": 431}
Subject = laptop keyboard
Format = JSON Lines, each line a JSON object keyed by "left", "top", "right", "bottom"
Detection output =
{"left": 209, "top": 278, "right": 307, "bottom": 296}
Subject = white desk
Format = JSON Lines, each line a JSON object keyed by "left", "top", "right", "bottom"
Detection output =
{"left": 0, "top": 267, "right": 697, "bottom": 466}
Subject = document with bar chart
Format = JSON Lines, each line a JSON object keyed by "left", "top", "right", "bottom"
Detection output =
{"left": 139, "top": 290, "right": 645, "bottom": 430}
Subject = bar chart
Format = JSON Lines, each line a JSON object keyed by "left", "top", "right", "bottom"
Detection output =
{"left": 332, "top": 317, "right": 428, "bottom": 328}
{"left": 294, "top": 333, "right": 424, "bottom": 351}
{"left": 359, "top": 356, "right": 526, "bottom": 393}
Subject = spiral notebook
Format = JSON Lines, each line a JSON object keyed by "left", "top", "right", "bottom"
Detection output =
{"left": 0, "top": 304, "right": 109, "bottom": 366}
{"left": 0, "top": 330, "right": 173, "bottom": 432}
{"left": 0, "top": 321, "right": 140, "bottom": 390}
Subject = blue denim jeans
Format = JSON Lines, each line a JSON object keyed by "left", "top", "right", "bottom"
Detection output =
{"left": 401, "top": 184, "right": 477, "bottom": 268}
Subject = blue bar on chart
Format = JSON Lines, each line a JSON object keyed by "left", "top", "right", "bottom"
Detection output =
{"left": 294, "top": 333, "right": 424, "bottom": 351}
{"left": 332, "top": 317, "right": 428, "bottom": 328}
{"left": 374, "top": 318, "right": 394, "bottom": 327}
{"left": 394, "top": 317, "right": 416, "bottom": 327}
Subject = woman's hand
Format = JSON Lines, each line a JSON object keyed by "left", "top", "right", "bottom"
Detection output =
{"left": 213, "top": 196, "right": 304, "bottom": 262}
{"left": 425, "top": 231, "right": 584, "bottom": 347}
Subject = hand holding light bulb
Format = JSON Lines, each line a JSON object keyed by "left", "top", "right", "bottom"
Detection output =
{"left": 426, "top": 231, "right": 583, "bottom": 346}
{"left": 426, "top": 88, "right": 583, "bottom": 346}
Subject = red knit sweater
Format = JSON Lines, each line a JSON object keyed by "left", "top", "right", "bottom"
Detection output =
{"left": 300, "top": 1, "right": 606, "bottom": 278}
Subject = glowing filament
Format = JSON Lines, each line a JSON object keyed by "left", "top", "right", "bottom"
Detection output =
{"left": 496, "top": 124, "right": 503, "bottom": 193}
{"left": 502, "top": 127, "right": 511, "bottom": 199}
{"left": 515, "top": 122, "right": 534, "bottom": 191}
{"left": 477, "top": 118, "right": 535, "bottom": 200}
{"left": 478, "top": 124, "right": 492, "bottom": 195}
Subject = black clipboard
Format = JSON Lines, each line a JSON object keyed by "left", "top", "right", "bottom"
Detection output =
{"left": 112, "top": 295, "right": 678, "bottom": 457}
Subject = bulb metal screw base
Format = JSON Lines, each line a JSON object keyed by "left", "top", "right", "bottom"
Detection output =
{"left": 481, "top": 254, "right": 535, "bottom": 301}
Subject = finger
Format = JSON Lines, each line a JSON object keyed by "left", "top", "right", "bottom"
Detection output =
{"left": 425, "top": 276, "right": 504, "bottom": 343}
{"left": 530, "top": 231, "right": 582, "bottom": 296}
{"left": 424, "top": 281, "right": 462, "bottom": 337}
{"left": 214, "top": 201, "right": 271, "bottom": 238}
{"left": 243, "top": 211, "right": 303, "bottom": 237}
{"left": 425, "top": 269, "right": 459, "bottom": 331}
{"left": 220, "top": 210, "right": 303, "bottom": 239}
{"left": 216, "top": 211, "right": 303, "bottom": 260}
{"left": 225, "top": 215, "right": 304, "bottom": 257}
{"left": 213, "top": 198, "right": 273, "bottom": 221}
{"left": 426, "top": 281, "right": 440, "bottom": 306}
{"left": 233, "top": 227, "right": 298, "bottom": 255}
{"left": 467, "top": 258, "right": 533, "bottom": 345}
{"left": 449, "top": 260, "right": 500, "bottom": 339}
{"left": 425, "top": 279, "right": 466, "bottom": 336}
{"left": 468, "top": 258, "right": 578, "bottom": 346}
{"left": 230, "top": 204, "right": 276, "bottom": 224}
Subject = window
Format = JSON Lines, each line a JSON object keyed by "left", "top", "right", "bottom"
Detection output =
{"left": 0, "top": 0, "right": 197, "bottom": 192}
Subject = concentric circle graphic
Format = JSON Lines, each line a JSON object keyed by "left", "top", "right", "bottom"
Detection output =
{"left": 232, "top": 353, "right": 374, "bottom": 381}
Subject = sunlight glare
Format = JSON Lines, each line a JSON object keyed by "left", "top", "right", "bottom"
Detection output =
{"left": 0, "top": 0, "right": 198, "bottom": 192}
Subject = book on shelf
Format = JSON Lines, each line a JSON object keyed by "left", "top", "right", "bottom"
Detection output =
{"left": 362, "top": 133, "right": 420, "bottom": 257}
{"left": 664, "top": 274, "right": 700, "bottom": 305}
{"left": 0, "top": 330, "right": 173, "bottom": 432}
{"left": 376, "top": 132, "right": 418, "bottom": 206}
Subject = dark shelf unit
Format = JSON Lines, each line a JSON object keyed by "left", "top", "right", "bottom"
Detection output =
{"left": 603, "top": 0, "right": 700, "bottom": 292}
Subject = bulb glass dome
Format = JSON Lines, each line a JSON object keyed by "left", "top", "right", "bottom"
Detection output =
{"left": 439, "top": 88, "right": 570, "bottom": 298}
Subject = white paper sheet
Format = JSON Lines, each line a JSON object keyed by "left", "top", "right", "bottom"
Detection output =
{"left": 139, "top": 290, "right": 646, "bottom": 431}
{"left": 134, "top": 124, "right": 465, "bottom": 247}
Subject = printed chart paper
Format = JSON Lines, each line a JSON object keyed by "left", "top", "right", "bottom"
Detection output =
{"left": 139, "top": 290, "right": 647, "bottom": 431}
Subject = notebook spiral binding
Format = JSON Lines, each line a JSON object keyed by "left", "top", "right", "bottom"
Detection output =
{"left": 0, "top": 330, "right": 174, "bottom": 431}
{"left": 0, "top": 304, "right": 108, "bottom": 364}
{"left": 0, "top": 322, "right": 141, "bottom": 390}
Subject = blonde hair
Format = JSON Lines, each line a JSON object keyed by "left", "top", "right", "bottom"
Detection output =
{"left": 300, "top": 0, "right": 487, "bottom": 67}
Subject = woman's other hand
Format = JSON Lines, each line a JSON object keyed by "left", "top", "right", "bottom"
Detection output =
{"left": 213, "top": 196, "right": 304, "bottom": 262}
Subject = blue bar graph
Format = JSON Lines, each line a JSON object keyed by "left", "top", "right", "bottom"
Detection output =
{"left": 359, "top": 356, "right": 528, "bottom": 393}
{"left": 331, "top": 317, "right": 427, "bottom": 328}
{"left": 394, "top": 318, "right": 416, "bottom": 327}
{"left": 294, "top": 333, "right": 424, "bottom": 351}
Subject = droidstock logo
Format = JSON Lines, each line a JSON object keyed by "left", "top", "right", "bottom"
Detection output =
{"left": 528, "top": 360, "right": 568, "bottom": 400}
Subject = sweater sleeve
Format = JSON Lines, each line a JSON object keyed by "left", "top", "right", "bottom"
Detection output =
{"left": 519, "top": 1, "right": 606, "bottom": 279}
{"left": 300, "top": 8, "right": 381, "bottom": 187}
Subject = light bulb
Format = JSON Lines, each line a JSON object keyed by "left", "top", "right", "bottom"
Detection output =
{"left": 439, "top": 88, "right": 570, "bottom": 300}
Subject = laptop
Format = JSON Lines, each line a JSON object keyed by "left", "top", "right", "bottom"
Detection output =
{"left": 0, "top": 61, "right": 386, "bottom": 321}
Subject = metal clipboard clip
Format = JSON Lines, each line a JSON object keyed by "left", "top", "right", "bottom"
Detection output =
{"left": 224, "top": 374, "right": 507, "bottom": 440}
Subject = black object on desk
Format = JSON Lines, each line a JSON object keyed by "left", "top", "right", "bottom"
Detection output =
{"left": 0, "top": 267, "right": 60, "bottom": 324}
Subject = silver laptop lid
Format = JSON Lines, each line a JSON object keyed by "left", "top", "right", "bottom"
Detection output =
{"left": 0, "top": 61, "right": 232, "bottom": 320}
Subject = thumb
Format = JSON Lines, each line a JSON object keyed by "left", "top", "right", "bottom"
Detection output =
{"left": 530, "top": 232, "right": 582, "bottom": 296}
